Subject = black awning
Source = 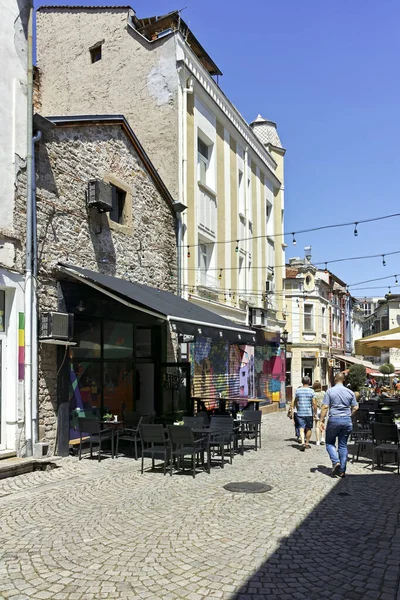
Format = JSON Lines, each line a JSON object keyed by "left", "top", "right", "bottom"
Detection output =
{"left": 58, "top": 264, "right": 256, "bottom": 344}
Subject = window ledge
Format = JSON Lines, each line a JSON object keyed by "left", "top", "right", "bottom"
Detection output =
{"left": 198, "top": 181, "right": 217, "bottom": 199}
{"left": 107, "top": 219, "right": 133, "bottom": 236}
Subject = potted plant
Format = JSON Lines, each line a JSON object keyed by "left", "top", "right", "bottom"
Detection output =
{"left": 103, "top": 413, "right": 113, "bottom": 422}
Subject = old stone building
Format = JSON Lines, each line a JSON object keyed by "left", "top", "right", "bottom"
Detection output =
{"left": 15, "top": 114, "right": 254, "bottom": 455}
{"left": 36, "top": 6, "right": 287, "bottom": 406}
{"left": 18, "top": 114, "right": 178, "bottom": 453}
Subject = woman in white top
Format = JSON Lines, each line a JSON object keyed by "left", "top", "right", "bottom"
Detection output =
{"left": 313, "top": 380, "right": 325, "bottom": 445}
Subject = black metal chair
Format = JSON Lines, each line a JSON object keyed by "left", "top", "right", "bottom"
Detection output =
{"left": 77, "top": 418, "right": 113, "bottom": 462}
{"left": 139, "top": 424, "right": 170, "bottom": 475}
{"left": 195, "top": 412, "right": 210, "bottom": 426}
{"left": 167, "top": 425, "right": 207, "bottom": 478}
{"left": 116, "top": 414, "right": 153, "bottom": 459}
{"left": 121, "top": 411, "right": 142, "bottom": 427}
{"left": 350, "top": 421, "right": 374, "bottom": 463}
{"left": 374, "top": 409, "right": 394, "bottom": 424}
{"left": 182, "top": 416, "right": 199, "bottom": 428}
{"left": 207, "top": 416, "right": 236, "bottom": 468}
{"left": 372, "top": 423, "right": 400, "bottom": 473}
{"left": 241, "top": 410, "right": 262, "bottom": 452}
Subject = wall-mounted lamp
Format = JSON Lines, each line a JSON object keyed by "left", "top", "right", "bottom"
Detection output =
{"left": 76, "top": 300, "right": 86, "bottom": 313}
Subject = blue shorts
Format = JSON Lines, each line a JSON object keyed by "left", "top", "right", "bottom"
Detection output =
{"left": 297, "top": 415, "right": 313, "bottom": 430}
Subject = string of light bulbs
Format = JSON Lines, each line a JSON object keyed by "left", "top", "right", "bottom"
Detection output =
{"left": 183, "top": 248, "right": 400, "bottom": 273}
{"left": 182, "top": 211, "right": 400, "bottom": 252}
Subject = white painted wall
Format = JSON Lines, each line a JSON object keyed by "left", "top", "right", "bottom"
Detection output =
{"left": 0, "top": 0, "right": 29, "bottom": 232}
{"left": 0, "top": 270, "right": 25, "bottom": 451}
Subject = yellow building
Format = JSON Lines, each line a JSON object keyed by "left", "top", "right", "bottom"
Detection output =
{"left": 284, "top": 250, "right": 348, "bottom": 396}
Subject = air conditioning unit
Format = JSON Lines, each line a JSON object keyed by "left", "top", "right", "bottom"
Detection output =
{"left": 39, "top": 312, "right": 74, "bottom": 341}
{"left": 87, "top": 180, "right": 113, "bottom": 212}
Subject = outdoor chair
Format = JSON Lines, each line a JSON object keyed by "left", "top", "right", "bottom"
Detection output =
{"left": 371, "top": 423, "right": 400, "bottom": 473}
{"left": 374, "top": 410, "right": 394, "bottom": 424}
{"left": 116, "top": 414, "right": 154, "bottom": 459}
{"left": 352, "top": 409, "right": 371, "bottom": 430}
{"left": 121, "top": 411, "right": 142, "bottom": 427}
{"left": 358, "top": 402, "right": 379, "bottom": 412}
{"left": 241, "top": 410, "right": 262, "bottom": 452}
{"left": 207, "top": 416, "right": 236, "bottom": 468}
{"left": 167, "top": 425, "right": 207, "bottom": 478}
{"left": 350, "top": 422, "right": 374, "bottom": 463}
{"left": 139, "top": 424, "right": 170, "bottom": 475}
{"left": 182, "top": 416, "right": 199, "bottom": 428}
{"left": 77, "top": 418, "right": 113, "bottom": 462}
{"left": 195, "top": 412, "right": 210, "bottom": 426}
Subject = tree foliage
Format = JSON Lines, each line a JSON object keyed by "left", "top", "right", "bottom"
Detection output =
{"left": 348, "top": 364, "right": 367, "bottom": 391}
{"left": 379, "top": 362, "right": 395, "bottom": 375}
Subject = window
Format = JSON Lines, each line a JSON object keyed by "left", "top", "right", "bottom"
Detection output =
{"left": 247, "top": 176, "right": 252, "bottom": 223}
{"left": 90, "top": 43, "right": 102, "bottom": 63}
{"left": 198, "top": 138, "right": 210, "bottom": 185}
{"left": 322, "top": 306, "right": 327, "bottom": 334}
{"left": 238, "top": 169, "right": 245, "bottom": 215}
{"left": 0, "top": 290, "right": 4, "bottom": 332}
{"left": 267, "top": 239, "right": 275, "bottom": 271}
{"left": 304, "top": 304, "right": 314, "bottom": 331}
{"left": 198, "top": 241, "right": 216, "bottom": 288}
{"left": 110, "top": 185, "right": 126, "bottom": 224}
{"left": 239, "top": 255, "right": 245, "bottom": 293}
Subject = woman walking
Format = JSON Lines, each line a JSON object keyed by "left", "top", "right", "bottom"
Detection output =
{"left": 312, "top": 380, "right": 325, "bottom": 445}
{"left": 319, "top": 373, "right": 358, "bottom": 477}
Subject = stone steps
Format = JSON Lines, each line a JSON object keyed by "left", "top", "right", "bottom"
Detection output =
{"left": 0, "top": 456, "right": 60, "bottom": 480}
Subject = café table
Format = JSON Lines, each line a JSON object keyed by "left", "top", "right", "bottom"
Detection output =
{"left": 101, "top": 420, "right": 124, "bottom": 459}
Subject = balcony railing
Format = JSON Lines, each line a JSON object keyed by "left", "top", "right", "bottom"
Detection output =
{"left": 197, "top": 270, "right": 219, "bottom": 290}
{"left": 198, "top": 184, "right": 216, "bottom": 236}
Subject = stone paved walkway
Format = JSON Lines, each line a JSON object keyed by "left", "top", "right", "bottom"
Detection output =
{"left": 1, "top": 412, "right": 399, "bottom": 600}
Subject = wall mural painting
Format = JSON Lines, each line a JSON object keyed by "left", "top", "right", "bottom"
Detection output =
{"left": 255, "top": 344, "right": 285, "bottom": 402}
{"left": 191, "top": 337, "right": 229, "bottom": 402}
{"left": 191, "top": 338, "right": 285, "bottom": 405}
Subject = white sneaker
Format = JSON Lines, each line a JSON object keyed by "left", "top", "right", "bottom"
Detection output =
{"left": 320, "top": 440, "right": 325, "bottom": 445}
{"left": 316, "top": 441, "right": 321, "bottom": 446}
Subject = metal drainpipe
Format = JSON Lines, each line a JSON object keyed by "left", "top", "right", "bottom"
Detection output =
{"left": 244, "top": 146, "right": 249, "bottom": 325}
{"left": 180, "top": 76, "right": 193, "bottom": 298}
{"left": 24, "top": 4, "right": 34, "bottom": 456}
{"left": 31, "top": 130, "right": 42, "bottom": 447}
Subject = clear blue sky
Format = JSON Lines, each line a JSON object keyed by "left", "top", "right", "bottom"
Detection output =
{"left": 35, "top": 0, "right": 400, "bottom": 298}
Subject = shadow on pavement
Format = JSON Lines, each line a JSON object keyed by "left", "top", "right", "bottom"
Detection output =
{"left": 230, "top": 473, "right": 400, "bottom": 600}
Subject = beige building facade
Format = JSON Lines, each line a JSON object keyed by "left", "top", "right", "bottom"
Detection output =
{"left": 284, "top": 251, "right": 348, "bottom": 396}
{"left": 36, "top": 7, "right": 286, "bottom": 335}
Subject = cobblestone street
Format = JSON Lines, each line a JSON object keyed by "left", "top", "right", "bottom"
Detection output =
{"left": 1, "top": 411, "right": 399, "bottom": 600}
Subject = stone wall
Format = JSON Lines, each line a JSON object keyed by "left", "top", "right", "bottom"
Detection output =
{"left": 36, "top": 8, "right": 180, "bottom": 199}
{"left": 14, "top": 121, "right": 178, "bottom": 451}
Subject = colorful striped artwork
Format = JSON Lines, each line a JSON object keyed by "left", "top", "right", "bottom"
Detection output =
{"left": 18, "top": 312, "right": 25, "bottom": 380}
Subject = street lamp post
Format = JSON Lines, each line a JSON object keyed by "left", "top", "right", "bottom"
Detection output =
{"left": 279, "top": 329, "right": 289, "bottom": 408}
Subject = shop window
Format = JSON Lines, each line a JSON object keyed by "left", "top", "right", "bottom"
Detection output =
{"left": 0, "top": 290, "right": 4, "bottom": 332}
{"left": 110, "top": 185, "right": 126, "bottom": 224}
{"left": 71, "top": 320, "right": 101, "bottom": 359}
{"left": 103, "top": 321, "right": 133, "bottom": 359}
{"left": 136, "top": 328, "right": 152, "bottom": 358}
{"left": 69, "top": 362, "right": 102, "bottom": 441}
{"left": 103, "top": 362, "right": 133, "bottom": 415}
